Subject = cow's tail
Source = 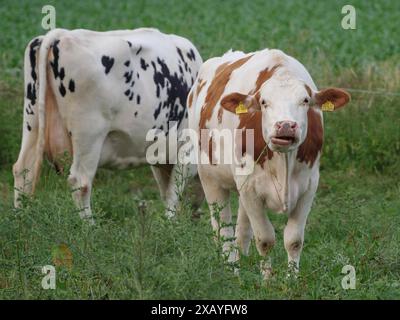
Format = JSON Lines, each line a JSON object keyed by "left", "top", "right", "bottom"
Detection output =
{"left": 32, "top": 28, "right": 65, "bottom": 192}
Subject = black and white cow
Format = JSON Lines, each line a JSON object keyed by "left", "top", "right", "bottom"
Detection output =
{"left": 13, "top": 28, "right": 204, "bottom": 222}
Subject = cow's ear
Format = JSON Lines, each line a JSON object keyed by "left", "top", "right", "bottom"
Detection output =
{"left": 220, "top": 92, "right": 260, "bottom": 114}
{"left": 313, "top": 88, "right": 351, "bottom": 111}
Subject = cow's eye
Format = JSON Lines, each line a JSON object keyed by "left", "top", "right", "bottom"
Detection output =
{"left": 303, "top": 98, "right": 309, "bottom": 105}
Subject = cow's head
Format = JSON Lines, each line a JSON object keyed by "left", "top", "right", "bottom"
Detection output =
{"left": 221, "top": 77, "right": 350, "bottom": 152}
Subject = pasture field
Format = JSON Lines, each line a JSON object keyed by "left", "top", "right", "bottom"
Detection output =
{"left": 0, "top": 0, "right": 399, "bottom": 299}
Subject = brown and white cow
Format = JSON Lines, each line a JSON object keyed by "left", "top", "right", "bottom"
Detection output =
{"left": 13, "top": 28, "right": 203, "bottom": 222}
{"left": 188, "top": 49, "right": 350, "bottom": 277}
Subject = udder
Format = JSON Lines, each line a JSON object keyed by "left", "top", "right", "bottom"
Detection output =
{"left": 99, "top": 130, "right": 148, "bottom": 169}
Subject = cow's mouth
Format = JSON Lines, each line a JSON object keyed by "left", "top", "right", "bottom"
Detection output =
{"left": 270, "top": 136, "right": 296, "bottom": 146}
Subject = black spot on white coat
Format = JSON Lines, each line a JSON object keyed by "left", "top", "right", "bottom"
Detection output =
{"left": 59, "top": 67, "right": 65, "bottom": 80}
{"left": 186, "top": 49, "right": 196, "bottom": 61}
{"left": 29, "top": 38, "right": 41, "bottom": 82}
{"left": 101, "top": 56, "right": 114, "bottom": 74}
{"left": 140, "top": 58, "right": 149, "bottom": 71}
{"left": 59, "top": 83, "right": 66, "bottom": 97}
{"left": 26, "top": 83, "right": 36, "bottom": 105}
{"left": 26, "top": 104, "right": 34, "bottom": 115}
{"left": 124, "top": 71, "right": 133, "bottom": 83}
{"left": 68, "top": 79, "right": 75, "bottom": 92}
{"left": 176, "top": 47, "right": 189, "bottom": 72}
{"left": 151, "top": 57, "right": 190, "bottom": 128}
{"left": 50, "top": 40, "right": 62, "bottom": 79}
{"left": 49, "top": 40, "right": 70, "bottom": 98}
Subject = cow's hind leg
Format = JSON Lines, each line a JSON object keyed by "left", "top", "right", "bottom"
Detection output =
{"left": 163, "top": 163, "right": 191, "bottom": 218}
{"left": 67, "top": 122, "right": 108, "bottom": 224}
{"left": 13, "top": 129, "right": 38, "bottom": 207}
{"left": 185, "top": 166, "right": 205, "bottom": 216}
{"left": 13, "top": 37, "right": 43, "bottom": 207}
{"left": 153, "top": 164, "right": 205, "bottom": 218}
{"left": 151, "top": 164, "right": 174, "bottom": 202}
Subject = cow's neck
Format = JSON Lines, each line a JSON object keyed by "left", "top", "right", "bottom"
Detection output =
{"left": 266, "top": 151, "right": 296, "bottom": 213}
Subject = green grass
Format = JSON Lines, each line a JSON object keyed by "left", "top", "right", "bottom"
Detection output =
{"left": 1, "top": 0, "right": 399, "bottom": 299}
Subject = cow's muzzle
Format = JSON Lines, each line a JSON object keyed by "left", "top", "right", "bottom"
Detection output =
{"left": 270, "top": 121, "right": 298, "bottom": 147}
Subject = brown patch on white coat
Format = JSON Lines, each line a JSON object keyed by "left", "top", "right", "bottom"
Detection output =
{"left": 199, "top": 55, "right": 253, "bottom": 160}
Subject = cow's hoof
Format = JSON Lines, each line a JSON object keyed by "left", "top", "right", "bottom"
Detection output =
{"left": 286, "top": 263, "right": 299, "bottom": 279}
{"left": 260, "top": 260, "right": 273, "bottom": 281}
{"left": 191, "top": 209, "right": 203, "bottom": 220}
{"left": 80, "top": 214, "right": 95, "bottom": 225}
{"left": 165, "top": 209, "right": 176, "bottom": 220}
{"left": 85, "top": 217, "right": 95, "bottom": 226}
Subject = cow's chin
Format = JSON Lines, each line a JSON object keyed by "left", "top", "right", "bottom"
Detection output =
{"left": 267, "top": 136, "right": 299, "bottom": 153}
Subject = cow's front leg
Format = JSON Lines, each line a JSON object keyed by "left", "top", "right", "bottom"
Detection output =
{"left": 239, "top": 192, "right": 275, "bottom": 279}
{"left": 235, "top": 198, "right": 253, "bottom": 256}
{"left": 198, "top": 166, "right": 236, "bottom": 263}
{"left": 284, "top": 185, "right": 317, "bottom": 274}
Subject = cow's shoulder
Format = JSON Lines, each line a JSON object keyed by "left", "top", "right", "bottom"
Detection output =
{"left": 196, "top": 52, "right": 254, "bottom": 128}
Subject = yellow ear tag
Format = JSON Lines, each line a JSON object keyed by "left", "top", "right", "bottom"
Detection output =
{"left": 321, "top": 100, "right": 335, "bottom": 112}
{"left": 235, "top": 101, "right": 248, "bottom": 114}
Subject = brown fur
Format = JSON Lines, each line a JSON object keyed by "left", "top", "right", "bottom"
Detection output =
{"left": 237, "top": 112, "right": 273, "bottom": 167}
{"left": 315, "top": 88, "right": 350, "bottom": 109}
{"left": 220, "top": 92, "right": 249, "bottom": 113}
{"left": 296, "top": 108, "right": 324, "bottom": 167}
{"left": 251, "top": 64, "right": 280, "bottom": 94}
{"left": 187, "top": 91, "right": 194, "bottom": 108}
{"left": 199, "top": 55, "right": 253, "bottom": 130}
{"left": 208, "top": 135, "right": 217, "bottom": 165}
{"left": 217, "top": 106, "right": 224, "bottom": 124}
{"left": 304, "top": 84, "right": 312, "bottom": 97}
{"left": 196, "top": 78, "right": 207, "bottom": 96}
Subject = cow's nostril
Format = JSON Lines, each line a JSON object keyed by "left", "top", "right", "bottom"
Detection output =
{"left": 276, "top": 121, "right": 297, "bottom": 131}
